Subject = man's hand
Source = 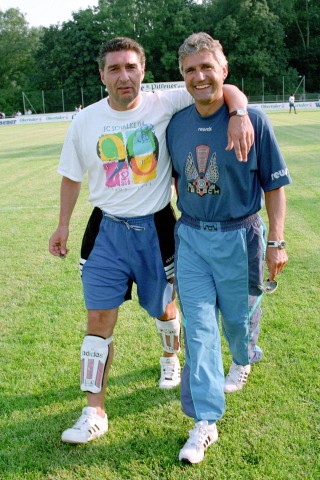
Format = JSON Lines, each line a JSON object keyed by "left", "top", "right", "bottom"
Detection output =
{"left": 48, "top": 176, "right": 81, "bottom": 258}
{"left": 49, "top": 225, "right": 70, "bottom": 258}
{"left": 265, "top": 248, "right": 288, "bottom": 281}
{"left": 226, "top": 114, "right": 254, "bottom": 162}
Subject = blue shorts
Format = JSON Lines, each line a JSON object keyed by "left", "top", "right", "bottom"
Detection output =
{"left": 80, "top": 204, "right": 176, "bottom": 317}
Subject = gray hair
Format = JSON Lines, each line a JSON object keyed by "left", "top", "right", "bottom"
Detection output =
{"left": 178, "top": 32, "right": 228, "bottom": 75}
{"left": 97, "top": 36, "right": 146, "bottom": 70}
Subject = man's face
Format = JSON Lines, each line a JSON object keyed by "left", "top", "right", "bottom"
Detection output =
{"left": 100, "top": 50, "right": 145, "bottom": 111}
{"left": 182, "top": 50, "right": 227, "bottom": 113}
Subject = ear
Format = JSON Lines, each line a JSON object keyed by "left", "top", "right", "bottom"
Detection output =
{"left": 141, "top": 65, "right": 145, "bottom": 82}
{"left": 222, "top": 65, "right": 228, "bottom": 81}
{"left": 99, "top": 70, "right": 105, "bottom": 84}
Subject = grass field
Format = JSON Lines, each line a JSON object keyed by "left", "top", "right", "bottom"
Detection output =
{"left": 0, "top": 111, "right": 319, "bottom": 480}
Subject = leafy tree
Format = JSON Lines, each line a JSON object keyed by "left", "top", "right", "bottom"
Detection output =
{"left": 201, "top": 0, "right": 294, "bottom": 97}
{"left": 141, "top": 0, "right": 195, "bottom": 81}
{"left": 268, "top": 0, "right": 320, "bottom": 92}
{"left": 96, "top": 0, "right": 196, "bottom": 81}
{"left": 0, "top": 8, "right": 40, "bottom": 114}
{"left": 1, "top": 0, "right": 319, "bottom": 113}
{"left": 34, "top": 8, "right": 104, "bottom": 111}
{"left": 34, "top": 0, "right": 197, "bottom": 108}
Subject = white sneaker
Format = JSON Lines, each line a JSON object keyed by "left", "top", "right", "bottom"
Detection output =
{"left": 224, "top": 362, "right": 251, "bottom": 393}
{"left": 61, "top": 407, "right": 108, "bottom": 444}
{"left": 179, "top": 421, "right": 218, "bottom": 464}
{"left": 159, "top": 356, "right": 181, "bottom": 389}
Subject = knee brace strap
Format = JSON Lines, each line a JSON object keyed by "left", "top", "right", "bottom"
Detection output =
{"left": 80, "top": 335, "right": 112, "bottom": 393}
{"left": 156, "top": 311, "right": 180, "bottom": 354}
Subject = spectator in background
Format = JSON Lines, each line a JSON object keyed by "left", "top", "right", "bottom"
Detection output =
{"left": 288, "top": 94, "right": 297, "bottom": 114}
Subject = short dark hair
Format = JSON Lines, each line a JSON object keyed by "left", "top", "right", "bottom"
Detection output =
{"left": 97, "top": 37, "right": 146, "bottom": 70}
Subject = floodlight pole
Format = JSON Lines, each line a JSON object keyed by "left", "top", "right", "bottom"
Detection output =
{"left": 62, "top": 89, "right": 65, "bottom": 112}
{"left": 296, "top": 75, "right": 305, "bottom": 98}
{"left": 81, "top": 87, "right": 84, "bottom": 108}
{"left": 22, "top": 92, "right": 26, "bottom": 114}
{"left": 42, "top": 90, "right": 46, "bottom": 114}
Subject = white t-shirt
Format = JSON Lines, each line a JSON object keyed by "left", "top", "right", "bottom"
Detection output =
{"left": 58, "top": 90, "right": 192, "bottom": 217}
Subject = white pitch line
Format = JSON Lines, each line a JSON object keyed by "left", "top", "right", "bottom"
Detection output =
{"left": 0, "top": 205, "right": 59, "bottom": 211}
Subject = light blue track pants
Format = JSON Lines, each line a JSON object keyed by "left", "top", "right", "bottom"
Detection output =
{"left": 175, "top": 213, "right": 265, "bottom": 422}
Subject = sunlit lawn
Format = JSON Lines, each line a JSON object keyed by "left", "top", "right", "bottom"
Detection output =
{"left": 0, "top": 111, "right": 319, "bottom": 479}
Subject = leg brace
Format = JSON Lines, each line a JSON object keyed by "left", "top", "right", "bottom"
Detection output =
{"left": 156, "top": 310, "right": 180, "bottom": 354}
{"left": 80, "top": 335, "right": 112, "bottom": 393}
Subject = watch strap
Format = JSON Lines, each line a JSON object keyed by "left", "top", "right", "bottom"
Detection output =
{"left": 229, "top": 109, "right": 248, "bottom": 118}
{"left": 267, "top": 240, "right": 286, "bottom": 249}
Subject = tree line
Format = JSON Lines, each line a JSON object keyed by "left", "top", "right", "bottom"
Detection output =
{"left": 0, "top": 0, "right": 319, "bottom": 115}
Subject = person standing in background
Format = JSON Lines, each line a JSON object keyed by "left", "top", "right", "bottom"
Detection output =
{"left": 289, "top": 94, "right": 297, "bottom": 113}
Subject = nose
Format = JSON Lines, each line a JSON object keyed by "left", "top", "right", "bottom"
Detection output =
{"left": 194, "top": 69, "right": 205, "bottom": 81}
{"left": 119, "top": 67, "right": 130, "bottom": 81}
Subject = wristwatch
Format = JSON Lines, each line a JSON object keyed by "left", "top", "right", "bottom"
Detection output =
{"left": 229, "top": 109, "right": 248, "bottom": 118}
{"left": 267, "top": 240, "right": 286, "bottom": 249}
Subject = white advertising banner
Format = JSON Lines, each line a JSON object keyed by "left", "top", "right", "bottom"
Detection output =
{"left": 0, "top": 112, "right": 75, "bottom": 127}
{"left": 1, "top": 83, "right": 319, "bottom": 127}
{"left": 249, "top": 101, "right": 319, "bottom": 111}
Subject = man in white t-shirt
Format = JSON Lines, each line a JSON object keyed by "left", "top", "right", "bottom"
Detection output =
{"left": 49, "top": 36, "right": 253, "bottom": 445}
{"left": 289, "top": 94, "right": 297, "bottom": 113}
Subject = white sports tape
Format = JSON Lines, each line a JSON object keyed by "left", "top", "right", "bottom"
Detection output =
{"left": 156, "top": 311, "right": 180, "bottom": 354}
{"left": 80, "top": 335, "right": 113, "bottom": 393}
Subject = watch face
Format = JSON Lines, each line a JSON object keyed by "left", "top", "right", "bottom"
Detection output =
{"left": 229, "top": 109, "right": 248, "bottom": 118}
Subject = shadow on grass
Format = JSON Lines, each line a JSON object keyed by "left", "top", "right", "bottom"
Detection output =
{"left": 1, "top": 427, "right": 187, "bottom": 480}
{"left": 0, "top": 365, "right": 186, "bottom": 478}
{"left": 0, "top": 143, "right": 63, "bottom": 161}
{"left": 0, "top": 364, "right": 175, "bottom": 414}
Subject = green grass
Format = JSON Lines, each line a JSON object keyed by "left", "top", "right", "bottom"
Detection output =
{"left": 0, "top": 112, "right": 319, "bottom": 480}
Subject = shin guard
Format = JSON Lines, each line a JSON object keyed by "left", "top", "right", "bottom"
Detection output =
{"left": 156, "top": 311, "right": 180, "bottom": 354}
{"left": 80, "top": 335, "right": 112, "bottom": 393}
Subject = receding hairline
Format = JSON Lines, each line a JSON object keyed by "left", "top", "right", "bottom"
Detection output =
{"left": 178, "top": 32, "right": 228, "bottom": 74}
